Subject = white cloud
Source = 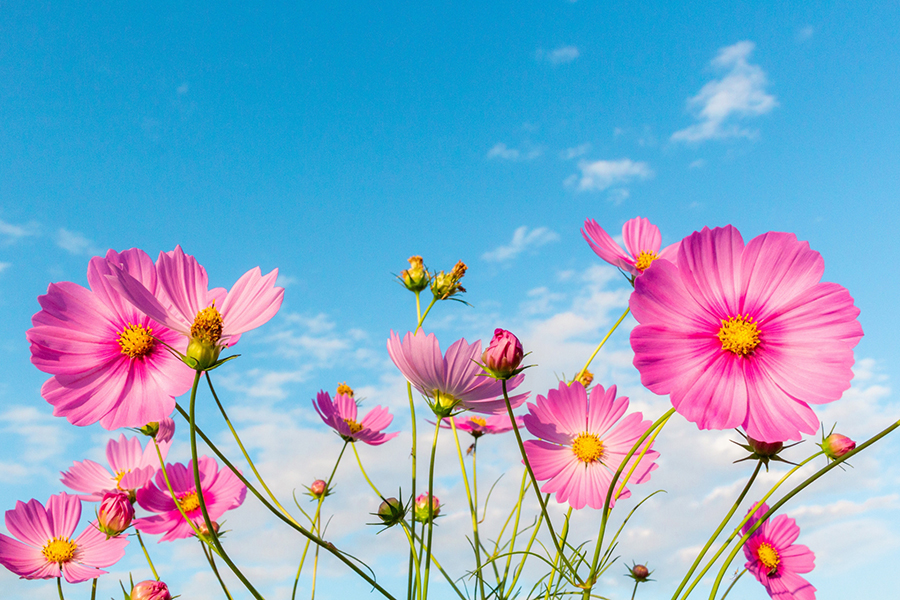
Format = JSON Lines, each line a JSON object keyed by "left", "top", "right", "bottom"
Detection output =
{"left": 607, "top": 188, "right": 630, "bottom": 205}
{"left": 565, "top": 158, "right": 653, "bottom": 192}
{"left": 487, "top": 142, "right": 542, "bottom": 161}
{"left": 0, "top": 262, "right": 9, "bottom": 274}
{"left": 560, "top": 143, "right": 591, "bottom": 160}
{"left": 55, "top": 228, "right": 101, "bottom": 255}
{"left": 481, "top": 226, "right": 560, "bottom": 263}
{"left": 536, "top": 45, "right": 580, "bottom": 65}
{"left": 671, "top": 41, "right": 777, "bottom": 142}
{"left": 0, "top": 218, "right": 37, "bottom": 244}
{"left": 689, "top": 159, "right": 706, "bottom": 169}
{"left": 797, "top": 25, "right": 815, "bottom": 42}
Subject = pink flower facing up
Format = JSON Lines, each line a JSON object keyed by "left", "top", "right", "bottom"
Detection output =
{"left": 387, "top": 331, "right": 529, "bottom": 416}
{"left": 313, "top": 391, "right": 399, "bottom": 445}
{"left": 27, "top": 249, "right": 195, "bottom": 430}
{"left": 742, "top": 502, "right": 816, "bottom": 600}
{"left": 582, "top": 216, "right": 679, "bottom": 277}
{"left": 630, "top": 226, "right": 863, "bottom": 442}
{"left": 440, "top": 414, "right": 525, "bottom": 439}
{"left": 134, "top": 456, "right": 246, "bottom": 542}
{"left": 523, "top": 381, "right": 659, "bottom": 510}
{"left": 110, "top": 245, "right": 284, "bottom": 371}
{"left": 0, "top": 493, "right": 128, "bottom": 583}
{"left": 61, "top": 434, "right": 171, "bottom": 502}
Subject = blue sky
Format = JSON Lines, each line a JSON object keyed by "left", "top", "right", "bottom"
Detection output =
{"left": 1, "top": 1, "right": 898, "bottom": 599}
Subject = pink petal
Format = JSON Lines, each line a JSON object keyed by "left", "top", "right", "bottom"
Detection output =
{"left": 5, "top": 499, "right": 53, "bottom": 547}
{"left": 61, "top": 560, "right": 107, "bottom": 584}
{"left": 72, "top": 521, "right": 128, "bottom": 568}
{"left": 740, "top": 232, "right": 824, "bottom": 317}
{"left": 46, "top": 493, "right": 81, "bottom": 539}
{"left": 586, "top": 384, "right": 629, "bottom": 437}
{"left": 220, "top": 267, "right": 284, "bottom": 337}
{"left": 621, "top": 217, "right": 662, "bottom": 260}
{"left": 0, "top": 533, "right": 50, "bottom": 578}
{"left": 676, "top": 226, "right": 744, "bottom": 318}
{"left": 156, "top": 246, "right": 210, "bottom": 329}
{"left": 582, "top": 219, "right": 634, "bottom": 273}
{"left": 61, "top": 460, "right": 116, "bottom": 500}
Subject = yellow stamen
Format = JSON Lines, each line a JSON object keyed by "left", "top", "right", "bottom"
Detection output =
{"left": 575, "top": 369, "right": 594, "bottom": 388}
{"left": 117, "top": 324, "right": 155, "bottom": 358}
{"left": 343, "top": 418, "right": 363, "bottom": 434}
{"left": 718, "top": 314, "right": 761, "bottom": 355}
{"left": 178, "top": 491, "right": 200, "bottom": 513}
{"left": 634, "top": 250, "right": 659, "bottom": 272}
{"left": 336, "top": 382, "right": 355, "bottom": 397}
{"left": 757, "top": 542, "right": 780, "bottom": 575}
{"left": 571, "top": 432, "right": 605, "bottom": 463}
{"left": 190, "top": 304, "right": 223, "bottom": 344}
{"left": 41, "top": 537, "right": 77, "bottom": 563}
{"left": 114, "top": 469, "right": 132, "bottom": 489}
{"left": 469, "top": 417, "right": 487, "bottom": 428}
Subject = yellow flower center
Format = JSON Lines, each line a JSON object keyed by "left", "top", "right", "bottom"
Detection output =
{"left": 190, "top": 305, "right": 223, "bottom": 344}
{"left": 114, "top": 469, "right": 132, "bottom": 489}
{"left": 117, "top": 324, "right": 155, "bottom": 358}
{"left": 469, "top": 417, "right": 487, "bottom": 428}
{"left": 571, "top": 433, "right": 605, "bottom": 463}
{"left": 718, "top": 314, "right": 760, "bottom": 355}
{"left": 757, "top": 542, "right": 780, "bottom": 575}
{"left": 634, "top": 250, "right": 659, "bottom": 272}
{"left": 343, "top": 418, "right": 363, "bottom": 434}
{"left": 178, "top": 491, "right": 200, "bottom": 513}
{"left": 336, "top": 382, "right": 355, "bottom": 397}
{"left": 41, "top": 537, "right": 77, "bottom": 563}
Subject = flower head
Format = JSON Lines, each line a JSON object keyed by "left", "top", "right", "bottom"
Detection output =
{"left": 134, "top": 456, "right": 246, "bottom": 542}
{"left": 523, "top": 381, "right": 659, "bottom": 510}
{"left": 27, "top": 249, "right": 195, "bottom": 430}
{"left": 630, "top": 226, "right": 863, "bottom": 442}
{"left": 0, "top": 493, "right": 128, "bottom": 583}
{"left": 582, "top": 216, "right": 679, "bottom": 278}
{"left": 131, "top": 580, "right": 172, "bottom": 600}
{"left": 399, "top": 256, "right": 431, "bottom": 292}
{"left": 821, "top": 433, "right": 855, "bottom": 461}
{"left": 742, "top": 502, "right": 816, "bottom": 600}
{"left": 61, "top": 434, "right": 170, "bottom": 502}
{"left": 481, "top": 328, "right": 524, "bottom": 379}
{"left": 97, "top": 492, "right": 134, "bottom": 537}
{"left": 373, "top": 497, "right": 406, "bottom": 529}
{"left": 138, "top": 417, "right": 176, "bottom": 444}
{"left": 431, "top": 261, "right": 467, "bottom": 300}
{"left": 309, "top": 480, "right": 328, "bottom": 499}
{"left": 627, "top": 563, "right": 652, "bottom": 582}
{"left": 440, "top": 414, "right": 524, "bottom": 439}
{"left": 313, "top": 391, "right": 399, "bottom": 445}
{"left": 414, "top": 493, "right": 441, "bottom": 523}
{"left": 387, "top": 330, "right": 529, "bottom": 417}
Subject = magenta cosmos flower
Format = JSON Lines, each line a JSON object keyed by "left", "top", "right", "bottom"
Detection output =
{"left": 387, "top": 331, "right": 529, "bottom": 415}
{"left": 582, "top": 216, "right": 679, "bottom": 277}
{"left": 0, "top": 493, "right": 128, "bottom": 583}
{"left": 134, "top": 456, "right": 246, "bottom": 542}
{"left": 630, "top": 226, "right": 863, "bottom": 442}
{"left": 313, "top": 391, "right": 399, "bottom": 445}
{"left": 742, "top": 502, "right": 816, "bottom": 600}
{"left": 523, "top": 381, "right": 659, "bottom": 510}
{"left": 61, "top": 433, "right": 171, "bottom": 501}
{"left": 109, "top": 245, "right": 283, "bottom": 370}
{"left": 440, "top": 414, "right": 524, "bottom": 438}
{"left": 27, "top": 249, "right": 195, "bottom": 430}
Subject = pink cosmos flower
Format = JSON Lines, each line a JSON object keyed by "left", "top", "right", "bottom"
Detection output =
{"left": 387, "top": 331, "right": 529, "bottom": 415}
{"left": 630, "top": 226, "right": 863, "bottom": 442}
{"left": 582, "top": 216, "right": 679, "bottom": 277}
{"left": 131, "top": 580, "right": 173, "bottom": 600}
{"left": 109, "top": 245, "right": 283, "bottom": 369}
{"left": 313, "top": 391, "right": 399, "bottom": 445}
{"left": 523, "top": 381, "right": 659, "bottom": 510}
{"left": 61, "top": 433, "right": 171, "bottom": 501}
{"left": 742, "top": 502, "right": 816, "bottom": 600}
{"left": 0, "top": 493, "right": 128, "bottom": 583}
{"left": 440, "top": 414, "right": 525, "bottom": 438}
{"left": 27, "top": 249, "right": 195, "bottom": 430}
{"left": 134, "top": 456, "right": 246, "bottom": 542}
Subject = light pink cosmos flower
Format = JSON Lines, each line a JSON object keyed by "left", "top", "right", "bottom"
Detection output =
{"left": 387, "top": 331, "right": 529, "bottom": 415}
{"left": 582, "top": 216, "right": 679, "bottom": 277}
{"left": 109, "top": 245, "right": 283, "bottom": 369}
{"left": 523, "top": 381, "right": 659, "bottom": 510}
{"left": 439, "top": 414, "right": 525, "bottom": 439}
{"left": 27, "top": 249, "right": 195, "bottom": 430}
{"left": 742, "top": 502, "right": 816, "bottom": 600}
{"left": 61, "top": 434, "right": 171, "bottom": 501}
{"left": 134, "top": 456, "right": 246, "bottom": 542}
{"left": 630, "top": 226, "right": 863, "bottom": 442}
{"left": 313, "top": 391, "right": 399, "bottom": 445}
{"left": 0, "top": 493, "right": 128, "bottom": 583}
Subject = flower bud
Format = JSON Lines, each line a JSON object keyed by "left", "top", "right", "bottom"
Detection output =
{"left": 399, "top": 256, "right": 431, "bottom": 292}
{"left": 185, "top": 338, "right": 222, "bottom": 371}
{"left": 138, "top": 417, "right": 175, "bottom": 443}
{"left": 628, "top": 563, "right": 652, "bottom": 582}
{"left": 822, "top": 433, "right": 856, "bottom": 460}
{"left": 97, "top": 491, "right": 134, "bottom": 537}
{"left": 414, "top": 493, "right": 441, "bottom": 524}
{"left": 431, "top": 261, "right": 467, "bottom": 300}
{"left": 197, "top": 520, "right": 220, "bottom": 538}
{"left": 310, "top": 479, "right": 328, "bottom": 499}
{"left": 481, "top": 329, "right": 524, "bottom": 379}
{"left": 130, "top": 580, "right": 172, "bottom": 600}
{"left": 747, "top": 437, "right": 783, "bottom": 457}
{"left": 375, "top": 497, "right": 406, "bottom": 528}
{"left": 575, "top": 369, "right": 594, "bottom": 388}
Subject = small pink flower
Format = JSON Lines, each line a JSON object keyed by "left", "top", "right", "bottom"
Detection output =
{"left": 582, "top": 216, "right": 679, "bottom": 276}
{"left": 742, "top": 502, "right": 816, "bottom": 600}
{"left": 523, "top": 381, "right": 659, "bottom": 510}
{"left": 630, "top": 226, "right": 863, "bottom": 442}
{"left": 97, "top": 492, "right": 134, "bottom": 537}
{"left": 414, "top": 493, "right": 441, "bottom": 523}
{"left": 313, "top": 391, "right": 399, "bottom": 445}
{"left": 131, "top": 580, "right": 172, "bottom": 600}
{"left": 27, "top": 249, "right": 195, "bottom": 430}
{"left": 134, "top": 456, "right": 246, "bottom": 542}
{"left": 821, "top": 433, "right": 855, "bottom": 460}
{"left": 61, "top": 434, "right": 170, "bottom": 501}
{"left": 387, "top": 331, "right": 529, "bottom": 415}
{"left": 440, "top": 414, "right": 524, "bottom": 439}
{"left": 481, "top": 329, "right": 524, "bottom": 379}
{"left": 0, "top": 493, "right": 128, "bottom": 583}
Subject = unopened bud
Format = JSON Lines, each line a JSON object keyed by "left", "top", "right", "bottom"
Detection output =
{"left": 197, "top": 520, "right": 220, "bottom": 538}
{"left": 747, "top": 437, "right": 783, "bottom": 457}
{"left": 310, "top": 480, "right": 328, "bottom": 498}
{"left": 139, "top": 417, "right": 175, "bottom": 443}
{"left": 628, "top": 563, "right": 651, "bottom": 582}
{"left": 822, "top": 433, "right": 856, "bottom": 460}
{"left": 481, "top": 329, "right": 524, "bottom": 379}
{"left": 130, "top": 580, "right": 172, "bottom": 600}
{"left": 575, "top": 369, "right": 594, "bottom": 388}
{"left": 97, "top": 491, "right": 134, "bottom": 537}
{"left": 399, "top": 256, "right": 431, "bottom": 292}
{"left": 431, "top": 261, "right": 467, "bottom": 300}
{"left": 414, "top": 493, "right": 441, "bottom": 524}
{"left": 374, "top": 497, "right": 406, "bottom": 528}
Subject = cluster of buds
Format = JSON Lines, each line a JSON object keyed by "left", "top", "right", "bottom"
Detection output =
{"left": 97, "top": 491, "right": 134, "bottom": 538}
{"left": 398, "top": 256, "right": 431, "bottom": 292}
{"left": 414, "top": 493, "right": 441, "bottom": 524}
{"left": 128, "top": 580, "right": 172, "bottom": 600}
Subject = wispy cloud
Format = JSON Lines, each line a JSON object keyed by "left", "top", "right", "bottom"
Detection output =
{"left": 536, "top": 45, "right": 580, "bottom": 65}
{"left": 565, "top": 158, "right": 653, "bottom": 192}
{"left": 482, "top": 226, "right": 560, "bottom": 263}
{"left": 671, "top": 41, "right": 777, "bottom": 142}
{"left": 55, "top": 228, "right": 101, "bottom": 256}
{"left": 0, "top": 262, "right": 9, "bottom": 274}
{"left": 560, "top": 143, "right": 591, "bottom": 160}
{"left": 797, "top": 25, "right": 815, "bottom": 42}
{"left": 487, "top": 143, "right": 542, "bottom": 161}
{"left": 0, "top": 218, "right": 37, "bottom": 244}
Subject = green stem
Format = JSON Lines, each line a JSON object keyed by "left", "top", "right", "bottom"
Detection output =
{"left": 631, "top": 580, "right": 639, "bottom": 600}
{"left": 449, "top": 419, "right": 486, "bottom": 600}
{"left": 353, "top": 443, "right": 383, "bottom": 496}
{"left": 406, "top": 381, "right": 419, "bottom": 600}
{"left": 152, "top": 438, "right": 207, "bottom": 541}
{"left": 90, "top": 578, "right": 96, "bottom": 600}
{"left": 575, "top": 306, "right": 630, "bottom": 381}
{"left": 543, "top": 507, "right": 574, "bottom": 600}
{"left": 500, "top": 468, "right": 530, "bottom": 594}
{"left": 135, "top": 530, "right": 159, "bottom": 580}
{"left": 670, "top": 460, "right": 763, "bottom": 600}
{"left": 421, "top": 417, "right": 442, "bottom": 600}
{"left": 202, "top": 539, "right": 235, "bottom": 600}
{"left": 414, "top": 298, "right": 438, "bottom": 334}
{"left": 56, "top": 577, "right": 64, "bottom": 600}
{"left": 718, "top": 568, "right": 746, "bottom": 600}
{"left": 507, "top": 494, "right": 549, "bottom": 592}
{"left": 400, "top": 522, "right": 424, "bottom": 600}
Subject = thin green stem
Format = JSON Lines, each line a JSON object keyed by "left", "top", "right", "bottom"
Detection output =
{"left": 135, "top": 530, "right": 159, "bottom": 580}
{"left": 500, "top": 468, "right": 530, "bottom": 593}
{"left": 56, "top": 577, "right": 64, "bottom": 600}
{"left": 507, "top": 495, "right": 549, "bottom": 592}
{"left": 449, "top": 419, "right": 486, "bottom": 600}
{"left": 415, "top": 291, "right": 423, "bottom": 324}
{"left": 422, "top": 417, "right": 442, "bottom": 600}
{"left": 202, "top": 539, "right": 235, "bottom": 600}
{"left": 576, "top": 306, "right": 630, "bottom": 381}
{"left": 411, "top": 528, "right": 468, "bottom": 600}
{"left": 400, "top": 522, "right": 424, "bottom": 600}
{"left": 152, "top": 438, "right": 207, "bottom": 542}
{"left": 415, "top": 298, "right": 438, "bottom": 334}
{"left": 631, "top": 581, "right": 639, "bottom": 600}
{"left": 353, "top": 443, "right": 383, "bottom": 497}
{"left": 90, "top": 578, "right": 96, "bottom": 600}
{"left": 543, "top": 507, "right": 574, "bottom": 600}
{"left": 718, "top": 568, "right": 746, "bottom": 600}
{"left": 406, "top": 381, "right": 419, "bottom": 600}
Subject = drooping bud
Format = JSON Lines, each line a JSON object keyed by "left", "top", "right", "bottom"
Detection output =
{"left": 627, "top": 563, "right": 652, "bottom": 582}
{"left": 130, "top": 580, "right": 172, "bottom": 600}
{"left": 481, "top": 329, "right": 524, "bottom": 379}
{"left": 97, "top": 491, "right": 134, "bottom": 537}
{"left": 336, "top": 382, "right": 355, "bottom": 398}
{"left": 732, "top": 430, "right": 796, "bottom": 471}
{"left": 414, "top": 493, "right": 441, "bottom": 523}
{"left": 431, "top": 261, "right": 467, "bottom": 300}
{"left": 747, "top": 437, "right": 783, "bottom": 458}
{"left": 822, "top": 433, "right": 856, "bottom": 460}
{"left": 575, "top": 369, "right": 594, "bottom": 388}
{"left": 309, "top": 479, "right": 328, "bottom": 499}
{"left": 399, "top": 256, "right": 431, "bottom": 292}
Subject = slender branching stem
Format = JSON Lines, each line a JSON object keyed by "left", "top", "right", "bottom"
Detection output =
{"left": 201, "top": 539, "right": 234, "bottom": 600}
{"left": 449, "top": 419, "right": 486, "bottom": 600}
{"left": 575, "top": 306, "right": 630, "bottom": 381}
{"left": 135, "top": 530, "right": 159, "bottom": 580}
{"left": 421, "top": 417, "right": 443, "bottom": 600}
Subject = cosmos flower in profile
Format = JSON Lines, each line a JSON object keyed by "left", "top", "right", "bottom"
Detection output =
{"left": 630, "top": 225, "right": 863, "bottom": 442}
{"left": 313, "top": 390, "right": 399, "bottom": 445}
{"left": 440, "top": 414, "right": 524, "bottom": 439}
{"left": 742, "top": 502, "right": 816, "bottom": 600}
{"left": 582, "top": 216, "right": 679, "bottom": 277}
